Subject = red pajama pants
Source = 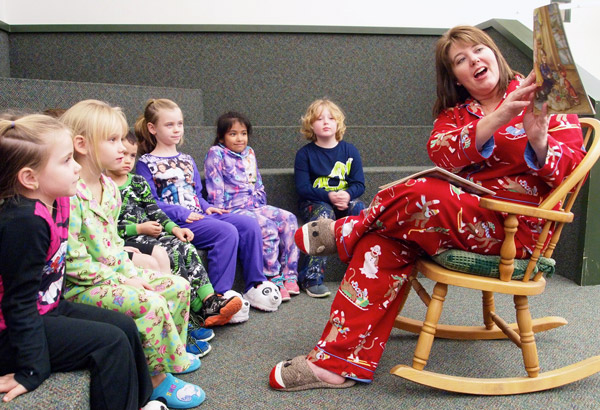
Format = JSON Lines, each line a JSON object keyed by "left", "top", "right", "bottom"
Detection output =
{"left": 308, "top": 177, "right": 529, "bottom": 382}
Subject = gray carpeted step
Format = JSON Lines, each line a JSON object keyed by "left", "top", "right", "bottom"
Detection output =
{"left": 0, "top": 76, "right": 204, "bottom": 126}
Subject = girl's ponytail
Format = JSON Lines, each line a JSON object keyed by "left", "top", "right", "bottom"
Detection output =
{"left": 135, "top": 100, "right": 157, "bottom": 155}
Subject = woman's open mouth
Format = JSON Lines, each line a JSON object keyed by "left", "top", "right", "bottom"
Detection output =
{"left": 474, "top": 67, "right": 487, "bottom": 78}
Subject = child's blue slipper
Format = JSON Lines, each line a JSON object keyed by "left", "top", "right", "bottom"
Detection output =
{"left": 150, "top": 373, "right": 206, "bottom": 409}
{"left": 174, "top": 353, "right": 201, "bottom": 375}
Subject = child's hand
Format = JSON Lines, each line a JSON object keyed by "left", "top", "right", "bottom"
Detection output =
{"left": 124, "top": 276, "right": 154, "bottom": 291}
{"left": 0, "top": 374, "right": 28, "bottom": 403}
{"left": 172, "top": 227, "right": 194, "bottom": 242}
{"left": 328, "top": 191, "right": 350, "bottom": 211}
{"left": 205, "top": 207, "right": 229, "bottom": 215}
{"left": 186, "top": 212, "right": 204, "bottom": 223}
{"left": 123, "top": 246, "right": 141, "bottom": 254}
{"left": 137, "top": 221, "right": 163, "bottom": 237}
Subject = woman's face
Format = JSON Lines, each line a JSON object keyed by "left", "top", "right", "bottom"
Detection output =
{"left": 449, "top": 41, "right": 500, "bottom": 101}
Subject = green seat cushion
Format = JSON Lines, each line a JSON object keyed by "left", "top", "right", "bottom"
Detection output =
{"left": 431, "top": 249, "right": 555, "bottom": 280}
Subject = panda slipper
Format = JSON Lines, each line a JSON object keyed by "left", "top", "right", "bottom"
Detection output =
{"left": 269, "top": 356, "right": 356, "bottom": 392}
{"left": 294, "top": 219, "right": 337, "bottom": 256}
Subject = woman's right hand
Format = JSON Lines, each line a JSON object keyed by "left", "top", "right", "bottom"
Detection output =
{"left": 185, "top": 212, "right": 204, "bottom": 223}
{"left": 475, "top": 72, "right": 538, "bottom": 150}
{"left": 0, "top": 374, "right": 28, "bottom": 403}
{"left": 492, "top": 71, "right": 538, "bottom": 125}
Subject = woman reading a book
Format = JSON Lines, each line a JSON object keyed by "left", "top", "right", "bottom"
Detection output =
{"left": 268, "top": 25, "right": 585, "bottom": 392}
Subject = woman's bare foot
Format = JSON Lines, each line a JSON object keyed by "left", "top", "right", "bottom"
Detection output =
{"left": 306, "top": 358, "right": 346, "bottom": 385}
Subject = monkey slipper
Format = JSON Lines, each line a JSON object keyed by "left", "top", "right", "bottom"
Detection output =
{"left": 294, "top": 219, "right": 337, "bottom": 256}
{"left": 269, "top": 355, "right": 356, "bottom": 391}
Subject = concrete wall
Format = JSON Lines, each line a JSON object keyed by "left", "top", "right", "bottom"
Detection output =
{"left": 0, "top": 30, "right": 8, "bottom": 77}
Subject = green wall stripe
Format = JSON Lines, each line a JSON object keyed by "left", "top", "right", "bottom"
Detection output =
{"left": 0, "top": 22, "right": 446, "bottom": 35}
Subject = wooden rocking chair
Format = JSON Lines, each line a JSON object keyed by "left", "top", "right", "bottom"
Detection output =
{"left": 391, "top": 117, "right": 600, "bottom": 395}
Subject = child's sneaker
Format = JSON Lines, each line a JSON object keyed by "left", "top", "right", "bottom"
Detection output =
{"left": 188, "top": 322, "right": 214, "bottom": 342}
{"left": 198, "top": 293, "right": 243, "bottom": 327}
{"left": 284, "top": 280, "right": 300, "bottom": 295}
{"left": 186, "top": 337, "right": 212, "bottom": 358}
{"left": 294, "top": 219, "right": 337, "bottom": 255}
{"left": 304, "top": 283, "right": 331, "bottom": 298}
{"left": 223, "top": 290, "right": 250, "bottom": 323}
{"left": 150, "top": 373, "right": 205, "bottom": 409}
{"left": 278, "top": 284, "right": 291, "bottom": 302}
{"left": 243, "top": 281, "right": 282, "bottom": 312}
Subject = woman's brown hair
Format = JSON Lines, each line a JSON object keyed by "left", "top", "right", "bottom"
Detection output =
{"left": 432, "top": 25, "right": 521, "bottom": 117}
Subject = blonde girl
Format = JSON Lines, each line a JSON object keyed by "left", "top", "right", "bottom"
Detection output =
{"left": 60, "top": 100, "right": 205, "bottom": 409}
{"left": 0, "top": 114, "right": 156, "bottom": 409}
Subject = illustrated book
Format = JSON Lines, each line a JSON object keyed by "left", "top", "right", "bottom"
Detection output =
{"left": 533, "top": 3, "right": 595, "bottom": 115}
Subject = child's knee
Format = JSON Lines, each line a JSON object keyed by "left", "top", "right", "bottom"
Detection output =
{"left": 151, "top": 245, "right": 171, "bottom": 273}
{"left": 132, "top": 252, "right": 161, "bottom": 272}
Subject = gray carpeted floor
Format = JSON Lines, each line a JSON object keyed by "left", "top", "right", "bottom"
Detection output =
{"left": 3, "top": 275, "right": 600, "bottom": 409}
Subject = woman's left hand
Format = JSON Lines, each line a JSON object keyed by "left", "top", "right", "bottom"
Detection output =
{"left": 523, "top": 98, "right": 550, "bottom": 168}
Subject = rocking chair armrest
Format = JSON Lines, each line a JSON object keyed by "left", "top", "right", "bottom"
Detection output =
{"left": 479, "top": 197, "right": 574, "bottom": 223}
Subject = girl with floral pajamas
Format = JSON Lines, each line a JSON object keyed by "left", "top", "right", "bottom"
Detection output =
{"left": 61, "top": 100, "right": 205, "bottom": 409}
{"left": 269, "top": 26, "right": 585, "bottom": 392}
{"left": 204, "top": 111, "right": 299, "bottom": 301}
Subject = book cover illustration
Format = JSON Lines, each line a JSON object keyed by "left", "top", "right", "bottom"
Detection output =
{"left": 533, "top": 3, "right": 595, "bottom": 115}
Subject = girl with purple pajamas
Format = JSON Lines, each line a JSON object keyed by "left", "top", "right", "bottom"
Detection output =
{"left": 204, "top": 112, "right": 300, "bottom": 301}
{"left": 135, "top": 99, "right": 282, "bottom": 313}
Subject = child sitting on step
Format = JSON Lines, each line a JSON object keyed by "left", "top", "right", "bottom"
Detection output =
{"left": 204, "top": 111, "right": 300, "bottom": 301}
{"left": 294, "top": 98, "right": 366, "bottom": 298}
{"left": 0, "top": 113, "right": 159, "bottom": 410}
{"left": 61, "top": 100, "right": 205, "bottom": 409}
